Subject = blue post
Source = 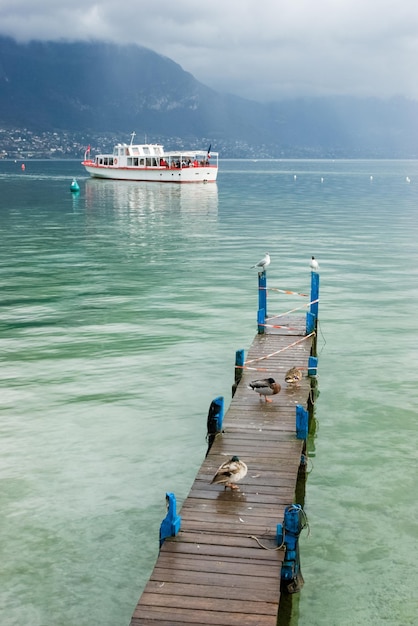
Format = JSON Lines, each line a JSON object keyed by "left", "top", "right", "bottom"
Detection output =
{"left": 276, "top": 504, "right": 306, "bottom": 593}
{"left": 233, "top": 349, "right": 245, "bottom": 397}
{"left": 310, "top": 271, "right": 319, "bottom": 319}
{"left": 306, "top": 271, "right": 319, "bottom": 338}
{"left": 308, "top": 356, "right": 318, "bottom": 377}
{"left": 296, "top": 405, "right": 308, "bottom": 440}
{"left": 306, "top": 311, "right": 315, "bottom": 334}
{"left": 206, "top": 396, "right": 225, "bottom": 454}
{"left": 257, "top": 271, "right": 267, "bottom": 334}
{"left": 257, "top": 308, "right": 265, "bottom": 334}
{"left": 210, "top": 396, "right": 224, "bottom": 432}
{"left": 235, "top": 349, "right": 245, "bottom": 378}
{"left": 159, "top": 492, "right": 181, "bottom": 548}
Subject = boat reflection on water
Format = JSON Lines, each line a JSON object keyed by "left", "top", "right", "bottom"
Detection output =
{"left": 85, "top": 178, "right": 218, "bottom": 221}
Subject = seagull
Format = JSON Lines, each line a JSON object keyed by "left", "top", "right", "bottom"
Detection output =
{"left": 211, "top": 456, "right": 248, "bottom": 490}
{"left": 248, "top": 377, "right": 281, "bottom": 403}
{"left": 406, "top": 176, "right": 411, "bottom": 183}
{"left": 285, "top": 366, "right": 303, "bottom": 385}
{"left": 251, "top": 252, "right": 270, "bottom": 271}
{"left": 309, "top": 256, "right": 319, "bottom": 272}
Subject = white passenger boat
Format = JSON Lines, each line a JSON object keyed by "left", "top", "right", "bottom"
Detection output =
{"left": 82, "top": 133, "right": 218, "bottom": 183}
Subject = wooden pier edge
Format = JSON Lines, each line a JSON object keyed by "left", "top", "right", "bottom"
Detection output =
{"left": 130, "top": 269, "right": 319, "bottom": 626}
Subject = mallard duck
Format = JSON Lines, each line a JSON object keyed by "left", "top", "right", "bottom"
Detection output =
{"left": 309, "top": 256, "right": 319, "bottom": 271}
{"left": 251, "top": 252, "right": 270, "bottom": 271}
{"left": 248, "top": 377, "right": 281, "bottom": 403}
{"left": 211, "top": 455, "right": 248, "bottom": 490}
{"left": 285, "top": 366, "right": 303, "bottom": 385}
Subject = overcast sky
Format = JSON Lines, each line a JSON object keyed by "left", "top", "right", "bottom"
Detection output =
{"left": 1, "top": 0, "right": 418, "bottom": 102}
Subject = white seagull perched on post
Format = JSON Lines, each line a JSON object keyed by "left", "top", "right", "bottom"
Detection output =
{"left": 309, "top": 256, "right": 319, "bottom": 272}
{"left": 251, "top": 252, "right": 270, "bottom": 271}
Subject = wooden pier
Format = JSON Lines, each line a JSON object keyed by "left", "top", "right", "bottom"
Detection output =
{"left": 130, "top": 271, "right": 319, "bottom": 626}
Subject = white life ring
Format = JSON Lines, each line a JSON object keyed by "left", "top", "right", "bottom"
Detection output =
{"left": 114, "top": 158, "right": 118, "bottom": 165}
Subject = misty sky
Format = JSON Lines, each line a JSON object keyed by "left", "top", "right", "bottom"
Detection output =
{"left": 1, "top": 0, "right": 417, "bottom": 102}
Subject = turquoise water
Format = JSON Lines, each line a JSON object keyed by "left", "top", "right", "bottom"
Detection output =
{"left": 1, "top": 159, "right": 417, "bottom": 625}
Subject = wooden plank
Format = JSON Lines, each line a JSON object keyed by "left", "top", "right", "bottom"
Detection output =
{"left": 131, "top": 606, "right": 277, "bottom": 625}
{"left": 155, "top": 553, "right": 281, "bottom": 578}
{"left": 150, "top": 567, "right": 280, "bottom": 589}
{"left": 134, "top": 593, "right": 278, "bottom": 615}
{"left": 141, "top": 580, "right": 279, "bottom": 603}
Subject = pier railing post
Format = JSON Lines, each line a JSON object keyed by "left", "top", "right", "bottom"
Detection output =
{"left": 159, "top": 492, "right": 181, "bottom": 548}
{"left": 232, "top": 349, "right": 245, "bottom": 397}
{"left": 206, "top": 396, "right": 225, "bottom": 455}
{"left": 257, "top": 271, "right": 267, "bottom": 334}
{"left": 306, "top": 270, "right": 319, "bottom": 352}
{"left": 310, "top": 271, "right": 319, "bottom": 319}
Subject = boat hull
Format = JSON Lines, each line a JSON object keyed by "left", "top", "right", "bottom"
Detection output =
{"left": 82, "top": 163, "right": 217, "bottom": 183}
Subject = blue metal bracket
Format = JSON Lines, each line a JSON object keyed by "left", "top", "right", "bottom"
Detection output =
{"left": 296, "top": 405, "right": 308, "bottom": 440}
{"left": 257, "top": 308, "right": 265, "bottom": 334}
{"left": 207, "top": 396, "right": 224, "bottom": 433}
{"left": 159, "top": 492, "right": 181, "bottom": 548}
{"left": 233, "top": 349, "right": 245, "bottom": 397}
{"left": 308, "top": 356, "right": 318, "bottom": 377}
{"left": 235, "top": 349, "right": 245, "bottom": 373}
{"left": 306, "top": 311, "right": 315, "bottom": 334}
{"left": 206, "top": 396, "right": 225, "bottom": 454}
{"left": 276, "top": 504, "right": 307, "bottom": 593}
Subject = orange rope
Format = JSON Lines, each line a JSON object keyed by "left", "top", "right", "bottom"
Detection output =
{"left": 260, "top": 323, "right": 301, "bottom": 330}
{"left": 243, "top": 332, "right": 316, "bottom": 366}
{"left": 265, "top": 298, "right": 319, "bottom": 320}
{"left": 259, "top": 287, "right": 308, "bottom": 297}
{"left": 235, "top": 365, "right": 318, "bottom": 373}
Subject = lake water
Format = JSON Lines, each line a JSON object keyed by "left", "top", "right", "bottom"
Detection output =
{"left": 1, "top": 159, "right": 417, "bottom": 626}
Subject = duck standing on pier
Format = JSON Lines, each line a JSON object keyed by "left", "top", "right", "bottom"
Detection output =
{"left": 211, "top": 456, "right": 248, "bottom": 490}
{"left": 248, "top": 377, "right": 281, "bottom": 402}
{"left": 284, "top": 366, "right": 303, "bottom": 385}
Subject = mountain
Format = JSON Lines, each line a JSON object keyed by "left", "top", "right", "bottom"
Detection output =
{"left": 0, "top": 36, "right": 417, "bottom": 158}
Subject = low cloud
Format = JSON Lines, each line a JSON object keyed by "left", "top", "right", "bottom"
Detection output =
{"left": 1, "top": 0, "right": 417, "bottom": 101}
